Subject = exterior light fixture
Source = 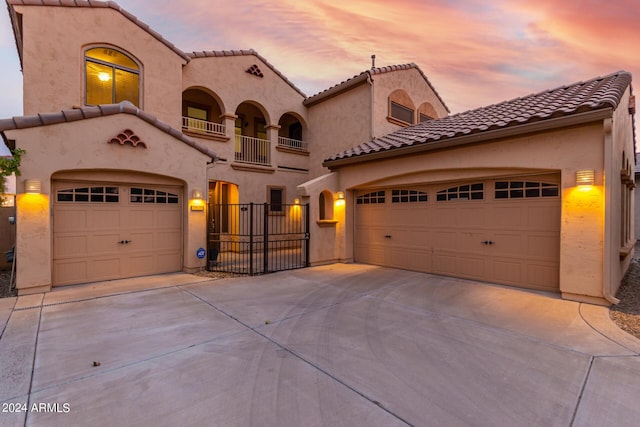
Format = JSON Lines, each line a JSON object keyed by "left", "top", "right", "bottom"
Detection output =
{"left": 335, "top": 191, "right": 345, "bottom": 207}
{"left": 24, "top": 179, "right": 41, "bottom": 194}
{"left": 336, "top": 192, "right": 345, "bottom": 201}
{"left": 576, "top": 170, "right": 595, "bottom": 186}
{"left": 192, "top": 189, "right": 203, "bottom": 200}
{"left": 294, "top": 198, "right": 300, "bottom": 205}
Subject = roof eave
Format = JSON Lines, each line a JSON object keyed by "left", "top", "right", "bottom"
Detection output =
{"left": 323, "top": 107, "right": 614, "bottom": 170}
{"left": 303, "top": 73, "right": 370, "bottom": 107}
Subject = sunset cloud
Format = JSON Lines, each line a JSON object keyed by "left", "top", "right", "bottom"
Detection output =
{"left": 0, "top": 0, "right": 637, "bottom": 128}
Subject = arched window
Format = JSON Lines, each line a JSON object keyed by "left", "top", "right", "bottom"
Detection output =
{"left": 319, "top": 190, "right": 334, "bottom": 220}
{"left": 85, "top": 47, "right": 140, "bottom": 106}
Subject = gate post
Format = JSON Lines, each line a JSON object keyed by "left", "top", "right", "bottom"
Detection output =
{"left": 263, "top": 203, "right": 269, "bottom": 273}
{"left": 249, "top": 202, "right": 254, "bottom": 275}
{"left": 305, "top": 203, "right": 310, "bottom": 267}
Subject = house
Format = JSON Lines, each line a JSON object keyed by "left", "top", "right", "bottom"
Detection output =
{"left": 0, "top": 1, "right": 635, "bottom": 306}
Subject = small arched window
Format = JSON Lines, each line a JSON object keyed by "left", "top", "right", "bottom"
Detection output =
{"left": 319, "top": 190, "right": 334, "bottom": 220}
{"left": 85, "top": 47, "right": 140, "bottom": 106}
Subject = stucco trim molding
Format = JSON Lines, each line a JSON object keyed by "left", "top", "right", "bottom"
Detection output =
{"left": 230, "top": 163, "right": 276, "bottom": 173}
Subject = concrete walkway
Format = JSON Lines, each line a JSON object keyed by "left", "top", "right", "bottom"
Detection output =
{"left": 0, "top": 265, "right": 639, "bottom": 426}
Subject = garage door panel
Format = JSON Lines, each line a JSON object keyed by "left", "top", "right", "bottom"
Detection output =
{"left": 92, "top": 258, "right": 122, "bottom": 280}
{"left": 54, "top": 235, "right": 88, "bottom": 258}
{"left": 491, "top": 206, "right": 524, "bottom": 228}
{"left": 88, "top": 209, "right": 122, "bottom": 229}
{"left": 54, "top": 260, "right": 88, "bottom": 285}
{"left": 54, "top": 209, "right": 87, "bottom": 231}
{"left": 456, "top": 206, "right": 485, "bottom": 227}
{"left": 89, "top": 233, "right": 121, "bottom": 254}
{"left": 527, "top": 263, "right": 559, "bottom": 288}
{"left": 492, "top": 259, "right": 523, "bottom": 283}
{"left": 53, "top": 181, "right": 183, "bottom": 286}
{"left": 528, "top": 205, "right": 560, "bottom": 229}
{"left": 527, "top": 234, "right": 559, "bottom": 258}
{"left": 355, "top": 176, "right": 560, "bottom": 292}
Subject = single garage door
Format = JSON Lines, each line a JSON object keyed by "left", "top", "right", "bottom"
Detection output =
{"left": 53, "top": 181, "right": 183, "bottom": 286}
{"left": 355, "top": 175, "right": 561, "bottom": 291}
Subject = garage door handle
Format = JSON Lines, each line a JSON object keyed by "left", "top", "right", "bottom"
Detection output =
{"left": 118, "top": 240, "right": 133, "bottom": 244}
{"left": 481, "top": 240, "right": 495, "bottom": 245}
{"left": 384, "top": 235, "right": 392, "bottom": 239}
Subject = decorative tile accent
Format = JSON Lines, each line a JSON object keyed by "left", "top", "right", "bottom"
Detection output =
{"left": 246, "top": 64, "right": 264, "bottom": 78}
{"left": 108, "top": 129, "right": 147, "bottom": 148}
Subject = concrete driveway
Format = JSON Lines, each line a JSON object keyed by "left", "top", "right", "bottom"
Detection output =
{"left": 1, "top": 264, "right": 639, "bottom": 427}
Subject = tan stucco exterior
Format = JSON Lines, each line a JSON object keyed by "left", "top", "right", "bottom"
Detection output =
{"left": 2, "top": 2, "right": 634, "bottom": 303}
{"left": 4, "top": 114, "right": 210, "bottom": 293}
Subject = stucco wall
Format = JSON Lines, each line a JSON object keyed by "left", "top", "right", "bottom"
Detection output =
{"left": 15, "top": 5, "right": 185, "bottom": 128}
{"left": 319, "top": 122, "right": 611, "bottom": 303}
{"left": 306, "top": 82, "right": 373, "bottom": 177}
{"left": 5, "top": 114, "right": 211, "bottom": 293}
{"left": 607, "top": 87, "right": 637, "bottom": 299}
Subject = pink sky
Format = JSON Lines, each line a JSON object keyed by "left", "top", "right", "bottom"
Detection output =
{"left": 0, "top": 0, "right": 638, "bottom": 132}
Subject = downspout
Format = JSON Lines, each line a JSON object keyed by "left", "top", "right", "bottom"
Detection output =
{"left": 602, "top": 117, "right": 620, "bottom": 304}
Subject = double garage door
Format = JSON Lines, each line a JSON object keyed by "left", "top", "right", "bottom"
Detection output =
{"left": 53, "top": 181, "right": 183, "bottom": 286}
{"left": 355, "top": 175, "right": 561, "bottom": 291}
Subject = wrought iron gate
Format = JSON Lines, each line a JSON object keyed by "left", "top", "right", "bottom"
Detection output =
{"left": 207, "top": 203, "right": 310, "bottom": 275}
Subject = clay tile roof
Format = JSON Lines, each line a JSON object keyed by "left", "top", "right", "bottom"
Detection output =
{"left": 186, "top": 49, "right": 307, "bottom": 98}
{"left": 6, "top": 0, "right": 192, "bottom": 64}
{"left": 0, "top": 101, "right": 217, "bottom": 160}
{"left": 324, "top": 71, "right": 633, "bottom": 165}
{"left": 304, "top": 63, "right": 449, "bottom": 112}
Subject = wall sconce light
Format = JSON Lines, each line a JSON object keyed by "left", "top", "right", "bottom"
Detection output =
{"left": 192, "top": 189, "right": 203, "bottom": 200}
{"left": 24, "top": 179, "right": 42, "bottom": 194}
{"left": 336, "top": 192, "right": 345, "bottom": 201}
{"left": 576, "top": 170, "right": 595, "bottom": 186}
{"left": 294, "top": 198, "right": 300, "bottom": 205}
{"left": 335, "top": 191, "right": 345, "bottom": 207}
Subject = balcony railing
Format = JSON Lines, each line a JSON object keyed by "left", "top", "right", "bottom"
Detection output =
{"left": 182, "top": 117, "right": 226, "bottom": 136}
{"left": 277, "top": 136, "right": 307, "bottom": 151}
{"left": 235, "top": 135, "right": 270, "bottom": 166}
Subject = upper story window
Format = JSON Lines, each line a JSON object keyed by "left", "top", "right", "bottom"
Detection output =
{"left": 85, "top": 47, "right": 140, "bottom": 106}
{"left": 390, "top": 102, "right": 414, "bottom": 124}
{"left": 388, "top": 89, "right": 415, "bottom": 126}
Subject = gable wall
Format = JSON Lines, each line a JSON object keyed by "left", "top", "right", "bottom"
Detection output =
{"left": 15, "top": 5, "right": 185, "bottom": 128}
{"left": 372, "top": 68, "right": 449, "bottom": 138}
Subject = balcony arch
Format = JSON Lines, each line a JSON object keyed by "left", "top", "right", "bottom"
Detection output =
{"left": 234, "top": 101, "right": 271, "bottom": 166}
{"left": 277, "top": 112, "right": 307, "bottom": 152}
{"left": 182, "top": 87, "right": 226, "bottom": 139}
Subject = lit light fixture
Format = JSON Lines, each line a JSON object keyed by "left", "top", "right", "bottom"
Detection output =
{"left": 335, "top": 191, "right": 345, "bottom": 207}
{"left": 576, "top": 169, "right": 595, "bottom": 186}
{"left": 336, "top": 192, "right": 345, "bottom": 200}
{"left": 98, "top": 72, "right": 111, "bottom": 82}
{"left": 192, "top": 189, "right": 203, "bottom": 200}
{"left": 24, "top": 179, "right": 41, "bottom": 194}
{"left": 294, "top": 198, "right": 300, "bottom": 205}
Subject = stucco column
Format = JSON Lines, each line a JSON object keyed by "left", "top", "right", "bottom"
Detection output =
{"left": 15, "top": 191, "right": 52, "bottom": 294}
{"left": 222, "top": 113, "right": 237, "bottom": 141}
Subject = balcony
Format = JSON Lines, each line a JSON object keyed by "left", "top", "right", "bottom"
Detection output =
{"left": 277, "top": 136, "right": 307, "bottom": 151}
{"left": 182, "top": 117, "right": 226, "bottom": 138}
{"left": 234, "top": 135, "right": 270, "bottom": 166}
